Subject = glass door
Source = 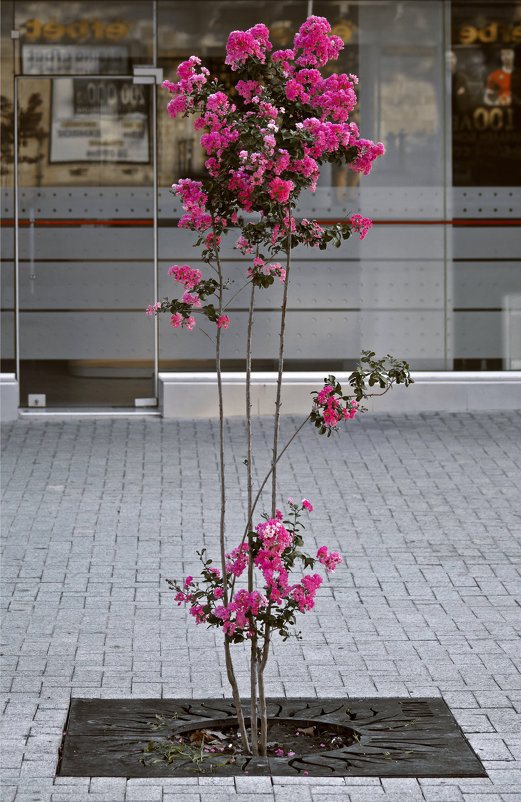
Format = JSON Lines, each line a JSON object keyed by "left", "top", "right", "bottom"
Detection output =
{"left": 15, "top": 73, "right": 158, "bottom": 409}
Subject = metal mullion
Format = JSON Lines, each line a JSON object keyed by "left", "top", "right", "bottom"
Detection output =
{"left": 153, "top": 0, "right": 159, "bottom": 400}
{"left": 14, "top": 77, "right": 19, "bottom": 388}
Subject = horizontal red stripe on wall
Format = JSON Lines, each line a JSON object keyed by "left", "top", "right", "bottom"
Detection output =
{"left": 1, "top": 218, "right": 520, "bottom": 227}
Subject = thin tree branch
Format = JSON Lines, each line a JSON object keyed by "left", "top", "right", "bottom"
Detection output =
{"left": 228, "top": 413, "right": 310, "bottom": 599}
{"left": 223, "top": 279, "right": 252, "bottom": 312}
{"left": 271, "top": 206, "right": 292, "bottom": 516}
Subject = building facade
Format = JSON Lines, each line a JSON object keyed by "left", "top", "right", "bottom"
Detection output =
{"left": 1, "top": 0, "right": 520, "bottom": 413}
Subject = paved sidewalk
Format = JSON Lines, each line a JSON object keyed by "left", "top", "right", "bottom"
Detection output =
{"left": 1, "top": 412, "right": 520, "bottom": 802}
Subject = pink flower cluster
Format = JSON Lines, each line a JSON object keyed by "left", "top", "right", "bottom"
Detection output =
{"left": 284, "top": 68, "right": 357, "bottom": 124}
{"left": 247, "top": 257, "right": 286, "bottom": 283}
{"left": 350, "top": 139, "right": 385, "bottom": 175}
{"left": 160, "top": 15, "right": 385, "bottom": 245}
{"left": 163, "top": 56, "right": 210, "bottom": 118}
{"left": 146, "top": 301, "right": 161, "bottom": 316}
{"left": 314, "top": 384, "right": 357, "bottom": 428}
{"left": 196, "top": 91, "right": 240, "bottom": 160}
{"left": 300, "top": 219, "right": 325, "bottom": 247}
{"left": 236, "top": 79, "right": 262, "bottom": 103}
{"left": 168, "top": 264, "right": 202, "bottom": 290}
{"left": 171, "top": 312, "right": 195, "bottom": 330}
{"left": 302, "top": 118, "right": 359, "bottom": 159}
{"left": 254, "top": 519, "right": 293, "bottom": 604}
{"left": 293, "top": 16, "right": 344, "bottom": 67}
{"left": 317, "top": 545, "right": 342, "bottom": 572}
{"left": 170, "top": 499, "right": 343, "bottom": 639}
{"left": 269, "top": 177, "right": 294, "bottom": 203}
{"left": 225, "top": 24, "right": 272, "bottom": 71}
{"left": 171, "top": 178, "right": 212, "bottom": 231}
{"left": 225, "top": 542, "right": 249, "bottom": 577}
{"left": 214, "top": 589, "right": 269, "bottom": 637}
{"left": 350, "top": 214, "right": 373, "bottom": 241}
{"left": 217, "top": 315, "right": 230, "bottom": 329}
{"left": 291, "top": 573, "right": 323, "bottom": 612}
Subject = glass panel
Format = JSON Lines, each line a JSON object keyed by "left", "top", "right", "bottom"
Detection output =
{"left": 451, "top": 1, "right": 521, "bottom": 371}
{"left": 156, "top": 0, "right": 448, "bottom": 373}
{"left": 1, "top": 1, "right": 15, "bottom": 374}
{"left": 16, "top": 75, "right": 156, "bottom": 408}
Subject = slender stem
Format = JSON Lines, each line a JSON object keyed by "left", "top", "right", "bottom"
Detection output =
{"left": 246, "top": 281, "right": 255, "bottom": 570}
{"left": 257, "top": 649, "right": 268, "bottom": 755}
{"left": 213, "top": 232, "right": 227, "bottom": 605}
{"left": 246, "top": 414, "right": 309, "bottom": 540}
{"left": 229, "top": 413, "right": 310, "bottom": 599}
{"left": 197, "top": 327, "right": 215, "bottom": 346}
{"left": 223, "top": 279, "right": 252, "bottom": 312}
{"left": 257, "top": 624, "right": 271, "bottom": 755}
{"left": 246, "top": 270, "right": 258, "bottom": 755}
{"left": 250, "top": 630, "right": 259, "bottom": 755}
{"left": 211, "top": 215, "right": 251, "bottom": 755}
{"left": 223, "top": 638, "right": 250, "bottom": 752}
{"left": 271, "top": 206, "right": 292, "bottom": 516}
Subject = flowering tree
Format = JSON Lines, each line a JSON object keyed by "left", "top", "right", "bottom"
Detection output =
{"left": 149, "top": 16, "right": 412, "bottom": 757}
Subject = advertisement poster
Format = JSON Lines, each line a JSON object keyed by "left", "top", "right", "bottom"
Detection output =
{"left": 49, "top": 77, "right": 149, "bottom": 163}
{"left": 451, "top": 3, "right": 521, "bottom": 186}
{"left": 21, "top": 44, "right": 129, "bottom": 75}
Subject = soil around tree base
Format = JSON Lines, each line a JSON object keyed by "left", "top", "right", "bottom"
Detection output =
{"left": 58, "top": 697, "right": 488, "bottom": 778}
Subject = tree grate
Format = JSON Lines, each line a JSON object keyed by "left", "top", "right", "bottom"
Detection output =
{"left": 58, "top": 697, "right": 487, "bottom": 778}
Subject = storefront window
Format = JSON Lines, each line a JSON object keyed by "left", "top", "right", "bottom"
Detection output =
{"left": 1, "top": 0, "right": 519, "bottom": 400}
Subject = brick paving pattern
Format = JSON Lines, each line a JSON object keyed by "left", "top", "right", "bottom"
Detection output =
{"left": 1, "top": 412, "right": 520, "bottom": 802}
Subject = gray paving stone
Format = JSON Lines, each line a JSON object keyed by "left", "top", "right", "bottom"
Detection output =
{"left": 1, "top": 413, "right": 521, "bottom": 801}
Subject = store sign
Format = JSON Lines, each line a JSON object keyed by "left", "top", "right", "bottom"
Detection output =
{"left": 451, "top": 4, "right": 521, "bottom": 187}
{"left": 22, "top": 44, "right": 129, "bottom": 75}
{"left": 20, "top": 15, "right": 134, "bottom": 75}
{"left": 49, "top": 78, "right": 149, "bottom": 163}
{"left": 23, "top": 17, "right": 132, "bottom": 41}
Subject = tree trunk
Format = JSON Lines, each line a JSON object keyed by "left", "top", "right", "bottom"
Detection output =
{"left": 213, "top": 219, "right": 250, "bottom": 753}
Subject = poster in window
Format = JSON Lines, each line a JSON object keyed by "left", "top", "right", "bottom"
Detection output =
{"left": 451, "top": 3, "right": 521, "bottom": 186}
{"left": 49, "top": 77, "right": 149, "bottom": 163}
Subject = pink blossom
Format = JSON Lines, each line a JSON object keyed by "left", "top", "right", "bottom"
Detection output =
{"left": 225, "top": 542, "right": 249, "bottom": 577}
{"left": 293, "top": 15, "right": 343, "bottom": 67}
{"left": 171, "top": 313, "right": 183, "bottom": 329}
{"left": 146, "top": 301, "right": 162, "bottom": 316}
{"left": 256, "top": 519, "right": 292, "bottom": 553}
{"left": 181, "top": 291, "right": 201, "bottom": 308}
{"left": 166, "top": 94, "right": 188, "bottom": 119}
{"left": 350, "top": 139, "right": 385, "bottom": 175}
{"left": 316, "top": 385, "right": 334, "bottom": 404}
{"left": 302, "top": 499, "right": 313, "bottom": 512}
{"left": 272, "top": 48, "right": 295, "bottom": 76}
{"left": 225, "top": 25, "right": 270, "bottom": 71}
{"left": 350, "top": 213, "right": 373, "bottom": 240}
{"left": 217, "top": 315, "right": 230, "bottom": 329}
{"left": 236, "top": 79, "right": 262, "bottom": 103}
{"left": 268, "top": 178, "right": 294, "bottom": 203}
{"left": 189, "top": 604, "right": 206, "bottom": 624}
{"left": 168, "top": 265, "right": 202, "bottom": 290}
{"left": 317, "top": 546, "right": 342, "bottom": 572}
